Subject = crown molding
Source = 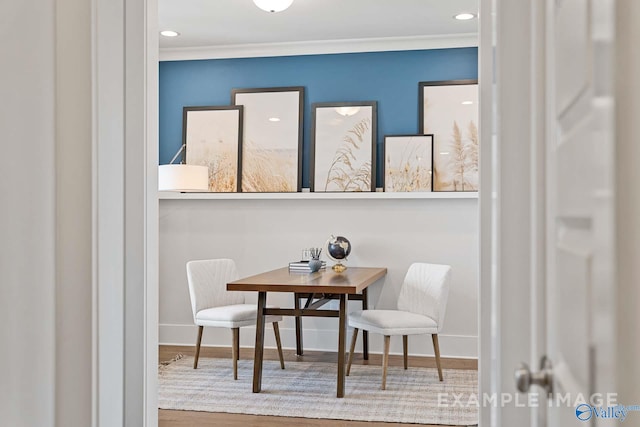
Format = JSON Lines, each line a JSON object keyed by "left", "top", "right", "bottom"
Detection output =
{"left": 159, "top": 33, "right": 478, "bottom": 61}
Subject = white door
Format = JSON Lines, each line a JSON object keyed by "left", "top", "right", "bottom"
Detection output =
{"left": 480, "top": 0, "right": 618, "bottom": 425}
{"left": 544, "top": 0, "right": 616, "bottom": 425}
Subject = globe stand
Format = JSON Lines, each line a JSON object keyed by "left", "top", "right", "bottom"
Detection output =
{"left": 332, "top": 262, "right": 347, "bottom": 273}
{"left": 326, "top": 235, "right": 351, "bottom": 274}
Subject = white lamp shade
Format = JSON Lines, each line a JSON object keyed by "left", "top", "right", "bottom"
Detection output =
{"left": 253, "top": 0, "right": 293, "bottom": 13}
{"left": 158, "top": 164, "right": 209, "bottom": 192}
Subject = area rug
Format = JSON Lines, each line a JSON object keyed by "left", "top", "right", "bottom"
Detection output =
{"left": 158, "top": 355, "right": 478, "bottom": 425}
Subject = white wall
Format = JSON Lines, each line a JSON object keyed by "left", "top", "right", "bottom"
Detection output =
{"left": 56, "top": 0, "right": 93, "bottom": 425}
{"left": 0, "top": 2, "right": 57, "bottom": 425}
{"left": 159, "top": 197, "right": 478, "bottom": 358}
{"left": 1, "top": 1, "right": 96, "bottom": 426}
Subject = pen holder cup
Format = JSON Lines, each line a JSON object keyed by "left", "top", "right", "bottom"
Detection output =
{"left": 308, "top": 258, "right": 323, "bottom": 273}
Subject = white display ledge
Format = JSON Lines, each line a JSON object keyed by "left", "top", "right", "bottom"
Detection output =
{"left": 158, "top": 191, "right": 478, "bottom": 200}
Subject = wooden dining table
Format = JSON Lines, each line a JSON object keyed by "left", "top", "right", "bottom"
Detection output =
{"left": 227, "top": 266, "right": 387, "bottom": 398}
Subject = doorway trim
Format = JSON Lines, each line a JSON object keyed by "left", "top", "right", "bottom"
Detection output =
{"left": 92, "top": 0, "right": 158, "bottom": 425}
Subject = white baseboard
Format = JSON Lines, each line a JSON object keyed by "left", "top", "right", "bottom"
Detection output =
{"left": 159, "top": 323, "right": 478, "bottom": 359}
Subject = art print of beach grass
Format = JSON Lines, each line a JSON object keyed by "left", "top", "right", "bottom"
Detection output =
{"left": 184, "top": 106, "right": 242, "bottom": 192}
{"left": 233, "top": 87, "right": 303, "bottom": 193}
{"left": 312, "top": 102, "right": 376, "bottom": 192}
{"left": 420, "top": 81, "right": 479, "bottom": 191}
{"left": 384, "top": 134, "right": 433, "bottom": 192}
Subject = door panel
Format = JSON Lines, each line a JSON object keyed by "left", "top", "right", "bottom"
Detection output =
{"left": 555, "top": 0, "right": 590, "bottom": 116}
{"left": 556, "top": 111, "right": 598, "bottom": 218}
{"left": 553, "top": 230, "right": 592, "bottom": 408}
{"left": 547, "top": 0, "right": 615, "bottom": 426}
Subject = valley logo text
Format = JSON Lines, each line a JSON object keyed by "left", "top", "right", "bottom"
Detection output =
{"left": 575, "top": 403, "right": 640, "bottom": 422}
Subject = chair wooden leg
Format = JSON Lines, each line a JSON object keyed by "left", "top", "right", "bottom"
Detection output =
{"left": 382, "top": 335, "right": 390, "bottom": 390}
{"left": 232, "top": 328, "right": 239, "bottom": 380}
{"left": 193, "top": 325, "right": 203, "bottom": 369}
{"left": 432, "top": 334, "right": 443, "bottom": 381}
{"left": 235, "top": 328, "right": 240, "bottom": 361}
{"left": 403, "top": 335, "right": 408, "bottom": 370}
{"left": 346, "top": 328, "right": 359, "bottom": 376}
{"left": 272, "top": 322, "right": 285, "bottom": 369}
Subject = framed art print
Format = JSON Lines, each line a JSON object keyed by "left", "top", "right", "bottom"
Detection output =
{"left": 183, "top": 105, "right": 243, "bottom": 192}
{"left": 232, "top": 86, "right": 304, "bottom": 192}
{"left": 419, "top": 80, "right": 478, "bottom": 191}
{"left": 311, "top": 101, "right": 377, "bottom": 192}
{"left": 383, "top": 134, "right": 434, "bottom": 192}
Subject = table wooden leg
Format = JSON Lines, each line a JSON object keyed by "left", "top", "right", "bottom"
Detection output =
{"left": 337, "top": 294, "right": 347, "bottom": 398}
{"left": 294, "top": 293, "right": 303, "bottom": 356}
{"left": 361, "top": 288, "right": 369, "bottom": 360}
{"left": 252, "top": 291, "right": 267, "bottom": 393}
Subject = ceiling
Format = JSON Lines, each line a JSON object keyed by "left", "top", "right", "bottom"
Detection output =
{"left": 158, "top": 0, "right": 478, "bottom": 50}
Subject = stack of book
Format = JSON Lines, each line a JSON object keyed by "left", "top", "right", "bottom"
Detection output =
{"left": 288, "top": 260, "right": 327, "bottom": 272}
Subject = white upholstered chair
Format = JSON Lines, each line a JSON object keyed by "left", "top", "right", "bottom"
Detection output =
{"left": 346, "top": 263, "right": 451, "bottom": 389}
{"left": 186, "top": 259, "right": 285, "bottom": 379}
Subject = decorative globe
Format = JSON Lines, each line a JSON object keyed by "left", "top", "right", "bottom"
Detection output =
{"left": 326, "top": 235, "right": 351, "bottom": 272}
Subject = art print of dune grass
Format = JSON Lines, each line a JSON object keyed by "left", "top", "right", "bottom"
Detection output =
{"left": 323, "top": 117, "right": 372, "bottom": 192}
{"left": 447, "top": 121, "right": 466, "bottom": 190}
{"left": 425, "top": 117, "right": 479, "bottom": 192}
{"left": 187, "top": 140, "right": 238, "bottom": 192}
{"left": 467, "top": 121, "right": 479, "bottom": 174}
{"left": 204, "top": 151, "right": 238, "bottom": 192}
{"left": 440, "top": 120, "right": 478, "bottom": 191}
{"left": 422, "top": 84, "right": 479, "bottom": 191}
{"left": 385, "top": 137, "right": 432, "bottom": 192}
{"left": 241, "top": 141, "right": 297, "bottom": 192}
{"left": 185, "top": 108, "right": 241, "bottom": 192}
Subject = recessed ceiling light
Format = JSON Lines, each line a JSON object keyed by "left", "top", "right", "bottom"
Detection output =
{"left": 268, "top": 117, "right": 281, "bottom": 122}
{"left": 160, "top": 30, "right": 180, "bottom": 37}
{"left": 462, "top": 101, "right": 474, "bottom": 105}
{"left": 440, "top": 152, "right": 450, "bottom": 155}
{"left": 454, "top": 13, "right": 476, "bottom": 20}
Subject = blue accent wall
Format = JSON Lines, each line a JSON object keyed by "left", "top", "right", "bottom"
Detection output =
{"left": 159, "top": 47, "right": 478, "bottom": 188}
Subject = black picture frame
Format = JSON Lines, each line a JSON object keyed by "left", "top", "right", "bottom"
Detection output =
{"left": 310, "top": 101, "right": 377, "bottom": 192}
{"left": 419, "top": 79, "right": 479, "bottom": 192}
{"left": 382, "top": 134, "right": 434, "bottom": 192}
{"left": 231, "top": 86, "right": 304, "bottom": 192}
{"left": 183, "top": 105, "right": 243, "bottom": 193}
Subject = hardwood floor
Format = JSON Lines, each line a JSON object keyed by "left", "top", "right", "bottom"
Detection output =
{"left": 158, "top": 345, "right": 477, "bottom": 427}
{"left": 158, "top": 345, "right": 477, "bottom": 370}
{"left": 159, "top": 410, "right": 449, "bottom": 427}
